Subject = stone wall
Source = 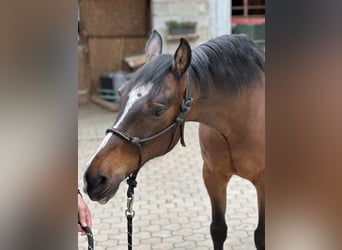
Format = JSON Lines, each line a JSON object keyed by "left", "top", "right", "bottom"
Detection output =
{"left": 151, "top": 0, "right": 210, "bottom": 54}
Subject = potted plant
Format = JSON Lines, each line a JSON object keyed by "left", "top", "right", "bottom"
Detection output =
{"left": 165, "top": 20, "right": 197, "bottom": 35}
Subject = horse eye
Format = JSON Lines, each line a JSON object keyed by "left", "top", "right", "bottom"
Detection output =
{"left": 152, "top": 106, "right": 166, "bottom": 117}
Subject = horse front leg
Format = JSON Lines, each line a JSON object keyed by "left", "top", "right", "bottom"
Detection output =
{"left": 203, "top": 163, "right": 231, "bottom": 250}
{"left": 253, "top": 173, "right": 265, "bottom": 250}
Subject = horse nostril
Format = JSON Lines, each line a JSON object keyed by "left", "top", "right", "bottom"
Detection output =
{"left": 86, "top": 172, "right": 108, "bottom": 190}
{"left": 99, "top": 174, "right": 108, "bottom": 185}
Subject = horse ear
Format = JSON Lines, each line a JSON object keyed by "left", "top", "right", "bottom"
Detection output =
{"left": 118, "top": 81, "right": 128, "bottom": 97}
{"left": 173, "top": 38, "right": 192, "bottom": 77}
{"left": 145, "top": 30, "right": 163, "bottom": 61}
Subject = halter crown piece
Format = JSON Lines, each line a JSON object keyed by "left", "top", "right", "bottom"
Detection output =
{"left": 105, "top": 81, "right": 192, "bottom": 250}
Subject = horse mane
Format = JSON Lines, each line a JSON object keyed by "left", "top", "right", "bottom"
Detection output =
{"left": 188, "top": 34, "right": 264, "bottom": 97}
{"left": 129, "top": 35, "right": 264, "bottom": 98}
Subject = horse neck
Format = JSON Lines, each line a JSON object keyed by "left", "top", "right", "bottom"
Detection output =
{"left": 186, "top": 77, "right": 265, "bottom": 138}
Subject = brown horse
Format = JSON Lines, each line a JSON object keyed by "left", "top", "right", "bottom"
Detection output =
{"left": 84, "top": 30, "right": 265, "bottom": 250}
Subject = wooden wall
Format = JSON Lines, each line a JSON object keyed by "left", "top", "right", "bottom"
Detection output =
{"left": 78, "top": 0, "right": 150, "bottom": 102}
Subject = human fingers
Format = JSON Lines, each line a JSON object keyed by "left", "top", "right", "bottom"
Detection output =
{"left": 85, "top": 207, "right": 92, "bottom": 229}
{"left": 78, "top": 195, "right": 88, "bottom": 227}
{"left": 78, "top": 224, "right": 86, "bottom": 236}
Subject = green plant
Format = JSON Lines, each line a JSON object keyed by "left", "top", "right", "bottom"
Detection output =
{"left": 165, "top": 20, "right": 197, "bottom": 29}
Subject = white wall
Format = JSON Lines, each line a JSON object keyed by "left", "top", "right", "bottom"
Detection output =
{"left": 151, "top": 0, "right": 231, "bottom": 54}
{"left": 209, "top": 0, "right": 231, "bottom": 37}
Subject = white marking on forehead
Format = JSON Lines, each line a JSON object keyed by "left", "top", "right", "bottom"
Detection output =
{"left": 83, "top": 83, "right": 153, "bottom": 189}
{"left": 113, "top": 83, "right": 153, "bottom": 129}
{"left": 83, "top": 132, "right": 112, "bottom": 174}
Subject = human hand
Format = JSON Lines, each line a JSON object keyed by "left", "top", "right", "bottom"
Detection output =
{"left": 78, "top": 192, "right": 92, "bottom": 236}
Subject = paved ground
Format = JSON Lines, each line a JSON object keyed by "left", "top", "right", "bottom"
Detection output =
{"left": 78, "top": 103, "right": 258, "bottom": 250}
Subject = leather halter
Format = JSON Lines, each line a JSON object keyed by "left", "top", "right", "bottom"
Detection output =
{"left": 105, "top": 81, "right": 192, "bottom": 176}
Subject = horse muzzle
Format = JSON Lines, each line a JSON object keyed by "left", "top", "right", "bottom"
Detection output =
{"left": 84, "top": 172, "right": 125, "bottom": 204}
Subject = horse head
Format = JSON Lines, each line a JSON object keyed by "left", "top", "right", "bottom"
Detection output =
{"left": 84, "top": 30, "right": 192, "bottom": 203}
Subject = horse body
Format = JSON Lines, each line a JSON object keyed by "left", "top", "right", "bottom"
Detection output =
{"left": 184, "top": 35, "right": 265, "bottom": 249}
{"left": 192, "top": 82, "right": 265, "bottom": 181}
{"left": 194, "top": 86, "right": 265, "bottom": 249}
{"left": 84, "top": 30, "right": 264, "bottom": 250}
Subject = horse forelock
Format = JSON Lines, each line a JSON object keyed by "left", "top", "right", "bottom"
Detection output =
{"left": 128, "top": 54, "right": 173, "bottom": 95}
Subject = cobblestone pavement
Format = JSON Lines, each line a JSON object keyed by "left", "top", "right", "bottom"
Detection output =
{"left": 78, "top": 103, "right": 258, "bottom": 250}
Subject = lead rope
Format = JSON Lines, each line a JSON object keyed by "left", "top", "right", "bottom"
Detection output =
{"left": 126, "top": 174, "right": 137, "bottom": 250}
{"left": 81, "top": 226, "right": 94, "bottom": 250}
